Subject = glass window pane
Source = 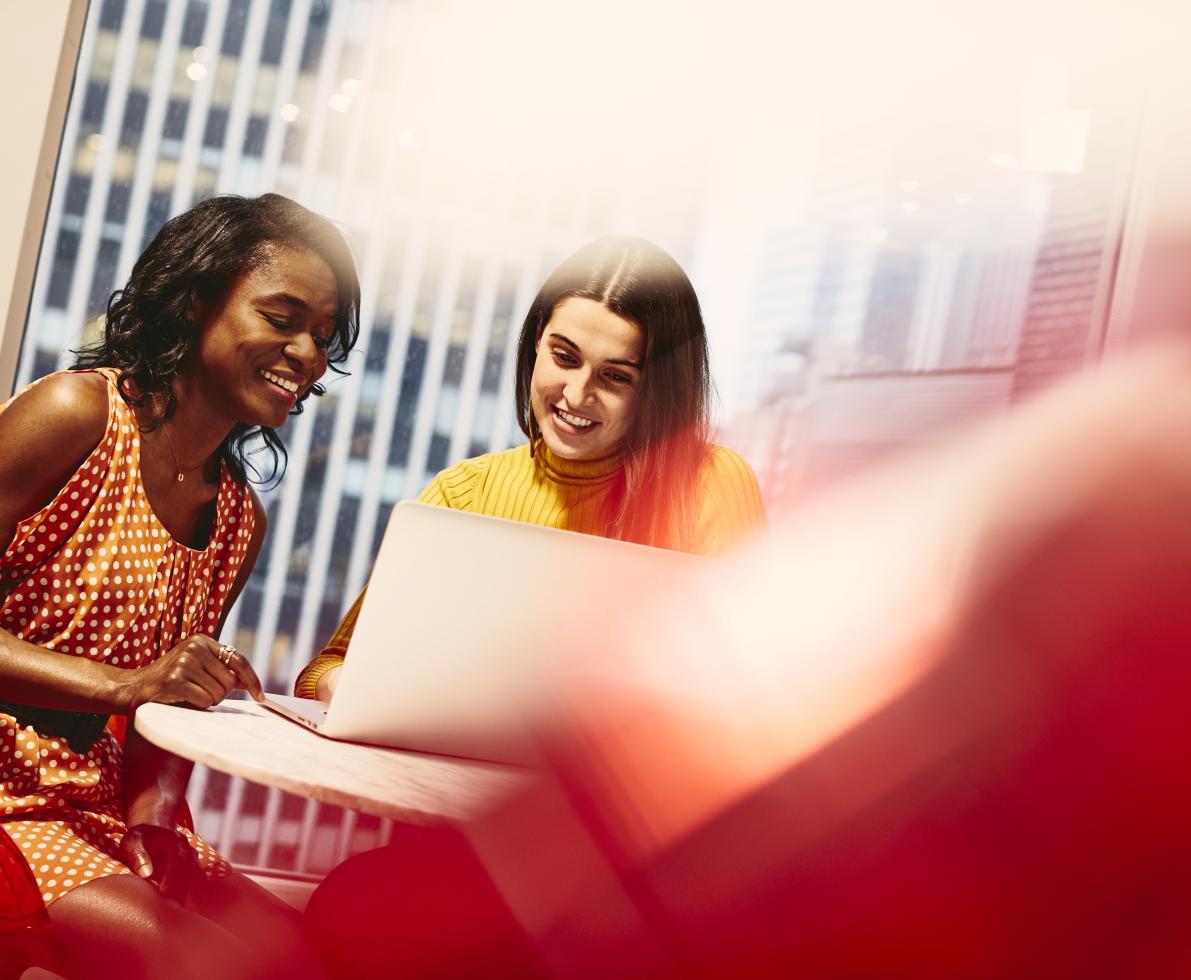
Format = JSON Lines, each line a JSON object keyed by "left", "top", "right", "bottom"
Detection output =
{"left": 11, "top": 0, "right": 1150, "bottom": 879}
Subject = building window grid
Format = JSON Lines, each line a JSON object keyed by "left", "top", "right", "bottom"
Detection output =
{"left": 18, "top": 0, "right": 728, "bottom": 871}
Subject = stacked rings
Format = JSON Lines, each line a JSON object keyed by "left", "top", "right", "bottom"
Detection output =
{"left": 217, "top": 644, "right": 238, "bottom": 666}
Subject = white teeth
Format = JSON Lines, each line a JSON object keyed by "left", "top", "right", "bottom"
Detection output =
{"left": 556, "top": 407, "right": 594, "bottom": 428}
{"left": 260, "top": 369, "right": 300, "bottom": 393}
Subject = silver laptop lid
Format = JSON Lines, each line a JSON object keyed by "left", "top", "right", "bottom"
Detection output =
{"left": 320, "top": 501, "right": 720, "bottom": 763}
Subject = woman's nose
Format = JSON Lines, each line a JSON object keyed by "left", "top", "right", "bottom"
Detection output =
{"left": 285, "top": 331, "right": 318, "bottom": 370}
{"left": 564, "top": 370, "right": 594, "bottom": 405}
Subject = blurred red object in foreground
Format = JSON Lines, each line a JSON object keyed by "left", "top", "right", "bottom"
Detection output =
{"left": 457, "top": 341, "right": 1191, "bottom": 979}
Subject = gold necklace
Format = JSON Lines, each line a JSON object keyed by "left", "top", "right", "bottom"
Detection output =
{"left": 159, "top": 421, "right": 195, "bottom": 483}
{"left": 149, "top": 392, "right": 208, "bottom": 483}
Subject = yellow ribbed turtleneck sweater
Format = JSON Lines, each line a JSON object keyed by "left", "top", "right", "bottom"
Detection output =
{"left": 294, "top": 442, "right": 765, "bottom": 698}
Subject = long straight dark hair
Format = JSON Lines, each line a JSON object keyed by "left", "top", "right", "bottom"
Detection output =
{"left": 72, "top": 193, "right": 361, "bottom": 485}
{"left": 514, "top": 237, "right": 712, "bottom": 551}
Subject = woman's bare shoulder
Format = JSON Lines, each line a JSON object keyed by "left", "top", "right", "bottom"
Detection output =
{"left": 0, "top": 371, "right": 111, "bottom": 497}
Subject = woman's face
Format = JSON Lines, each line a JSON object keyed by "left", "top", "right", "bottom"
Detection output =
{"left": 192, "top": 244, "right": 339, "bottom": 429}
{"left": 530, "top": 296, "right": 644, "bottom": 461}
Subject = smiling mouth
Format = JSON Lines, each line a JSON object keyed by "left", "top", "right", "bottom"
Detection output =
{"left": 554, "top": 405, "right": 597, "bottom": 430}
{"left": 259, "top": 369, "right": 301, "bottom": 395}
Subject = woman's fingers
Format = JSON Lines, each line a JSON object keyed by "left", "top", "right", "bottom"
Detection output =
{"left": 122, "top": 825, "right": 199, "bottom": 901}
{"left": 316, "top": 663, "right": 342, "bottom": 703}
{"left": 218, "top": 644, "right": 265, "bottom": 702}
{"left": 139, "top": 635, "right": 266, "bottom": 708}
{"left": 123, "top": 833, "right": 154, "bottom": 880}
{"left": 182, "top": 678, "right": 221, "bottom": 709}
{"left": 193, "top": 668, "right": 229, "bottom": 706}
{"left": 180, "top": 639, "right": 263, "bottom": 707}
{"left": 200, "top": 647, "right": 240, "bottom": 698}
{"left": 155, "top": 833, "right": 199, "bottom": 902}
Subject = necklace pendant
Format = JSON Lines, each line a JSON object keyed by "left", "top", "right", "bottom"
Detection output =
{"left": 176, "top": 472, "right": 185, "bottom": 483}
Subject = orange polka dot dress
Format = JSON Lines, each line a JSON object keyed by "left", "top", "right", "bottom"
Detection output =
{"left": 0, "top": 369, "right": 255, "bottom": 906}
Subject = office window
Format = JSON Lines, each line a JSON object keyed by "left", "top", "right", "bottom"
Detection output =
{"left": 13, "top": 0, "right": 1145, "bottom": 878}
{"left": 203, "top": 106, "right": 229, "bottom": 149}
{"left": 98, "top": 0, "right": 125, "bottom": 32}
{"left": 221, "top": 0, "right": 251, "bottom": 57}
{"left": 162, "top": 98, "right": 189, "bottom": 141}
{"left": 281, "top": 122, "right": 305, "bottom": 164}
{"left": 243, "top": 115, "right": 268, "bottom": 156}
{"left": 860, "top": 249, "right": 922, "bottom": 372}
{"left": 63, "top": 174, "right": 91, "bottom": 216}
{"left": 104, "top": 181, "right": 131, "bottom": 225}
{"left": 300, "top": 1, "right": 330, "bottom": 71}
{"left": 426, "top": 433, "right": 450, "bottom": 475}
{"left": 142, "top": 189, "right": 172, "bottom": 250}
{"left": 80, "top": 80, "right": 108, "bottom": 127}
{"left": 387, "top": 336, "right": 427, "bottom": 469}
{"left": 260, "top": 0, "right": 291, "bottom": 66}
{"left": 119, "top": 90, "right": 149, "bottom": 148}
{"left": 140, "top": 0, "right": 167, "bottom": 40}
{"left": 86, "top": 238, "right": 121, "bottom": 321}
{"left": 44, "top": 229, "right": 80, "bottom": 310}
{"left": 180, "top": 1, "right": 208, "bottom": 47}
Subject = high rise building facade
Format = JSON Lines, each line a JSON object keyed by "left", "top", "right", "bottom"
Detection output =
{"left": 712, "top": 60, "right": 1141, "bottom": 516}
{"left": 16, "top": 0, "right": 730, "bottom": 875}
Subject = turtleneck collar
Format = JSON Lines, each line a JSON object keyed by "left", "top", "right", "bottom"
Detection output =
{"left": 531, "top": 440, "right": 624, "bottom": 486}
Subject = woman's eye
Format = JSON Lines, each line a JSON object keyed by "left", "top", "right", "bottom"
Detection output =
{"left": 314, "top": 334, "right": 332, "bottom": 351}
{"left": 607, "top": 372, "right": 633, "bottom": 386}
{"left": 262, "top": 313, "right": 290, "bottom": 329}
{"left": 551, "top": 349, "right": 578, "bottom": 366}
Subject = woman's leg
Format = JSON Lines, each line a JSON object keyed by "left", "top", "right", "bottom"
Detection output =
{"left": 184, "top": 871, "right": 327, "bottom": 979}
{"left": 48, "top": 875, "right": 264, "bottom": 980}
{"left": 305, "top": 824, "right": 543, "bottom": 979}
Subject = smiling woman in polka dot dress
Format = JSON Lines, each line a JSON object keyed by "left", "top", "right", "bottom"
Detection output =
{"left": 0, "top": 194, "right": 359, "bottom": 979}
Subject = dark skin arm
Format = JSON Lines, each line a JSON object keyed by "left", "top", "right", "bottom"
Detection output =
{"left": 120, "top": 487, "right": 268, "bottom": 899}
{"left": 0, "top": 373, "right": 134, "bottom": 710}
{"left": 0, "top": 372, "right": 265, "bottom": 896}
{"left": 0, "top": 373, "right": 264, "bottom": 713}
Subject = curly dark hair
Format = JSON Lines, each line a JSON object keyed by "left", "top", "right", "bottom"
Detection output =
{"left": 72, "top": 193, "right": 361, "bottom": 485}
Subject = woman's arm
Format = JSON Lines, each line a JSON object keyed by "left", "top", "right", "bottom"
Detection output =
{"left": 0, "top": 374, "right": 260, "bottom": 714}
{"left": 0, "top": 373, "right": 138, "bottom": 711}
{"left": 121, "top": 488, "right": 268, "bottom": 892}
{"left": 693, "top": 447, "right": 768, "bottom": 557}
{"left": 294, "top": 588, "right": 361, "bottom": 701}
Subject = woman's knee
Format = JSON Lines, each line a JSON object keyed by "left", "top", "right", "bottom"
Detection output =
{"left": 49, "top": 875, "right": 255, "bottom": 979}
{"left": 189, "top": 872, "right": 326, "bottom": 978}
{"left": 307, "top": 832, "right": 542, "bottom": 979}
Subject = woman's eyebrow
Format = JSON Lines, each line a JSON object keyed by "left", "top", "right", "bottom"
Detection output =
{"left": 259, "top": 291, "right": 310, "bottom": 310}
{"left": 259, "top": 291, "right": 337, "bottom": 323}
{"left": 549, "top": 331, "right": 641, "bottom": 370}
{"left": 548, "top": 331, "right": 580, "bottom": 351}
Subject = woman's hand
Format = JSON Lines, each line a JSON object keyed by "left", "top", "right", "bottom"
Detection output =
{"left": 122, "top": 726, "right": 201, "bottom": 904}
{"left": 120, "top": 823, "right": 203, "bottom": 903}
{"left": 315, "top": 663, "right": 343, "bottom": 703}
{"left": 126, "top": 634, "right": 264, "bottom": 711}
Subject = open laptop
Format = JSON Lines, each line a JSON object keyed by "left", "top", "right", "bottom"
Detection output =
{"left": 261, "top": 501, "right": 719, "bottom": 764}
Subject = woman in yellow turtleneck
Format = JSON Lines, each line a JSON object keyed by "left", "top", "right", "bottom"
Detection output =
{"left": 295, "top": 236, "right": 766, "bottom": 703}
{"left": 300, "top": 237, "right": 766, "bottom": 977}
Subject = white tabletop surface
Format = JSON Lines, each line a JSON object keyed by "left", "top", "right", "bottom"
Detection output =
{"left": 134, "top": 695, "right": 529, "bottom": 823}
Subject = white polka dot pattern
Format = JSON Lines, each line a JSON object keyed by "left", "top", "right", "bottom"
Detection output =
{"left": 0, "top": 369, "right": 255, "bottom": 904}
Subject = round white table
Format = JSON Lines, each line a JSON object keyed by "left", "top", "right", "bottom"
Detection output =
{"left": 134, "top": 696, "right": 529, "bottom": 823}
